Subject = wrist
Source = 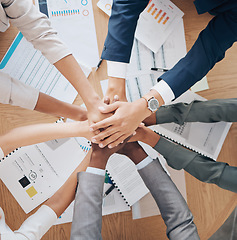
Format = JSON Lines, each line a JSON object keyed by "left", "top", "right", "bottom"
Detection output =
{"left": 143, "top": 90, "right": 164, "bottom": 107}
{"left": 144, "top": 129, "right": 160, "bottom": 147}
{"left": 107, "top": 77, "right": 126, "bottom": 101}
{"left": 89, "top": 151, "right": 109, "bottom": 169}
{"left": 87, "top": 98, "right": 105, "bottom": 113}
{"left": 77, "top": 121, "right": 90, "bottom": 138}
{"left": 85, "top": 94, "right": 102, "bottom": 111}
{"left": 133, "top": 98, "right": 152, "bottom": 120}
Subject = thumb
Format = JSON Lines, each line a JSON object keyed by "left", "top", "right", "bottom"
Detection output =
{"left": 98, "top": 102, "right": 119, "bottom": 113}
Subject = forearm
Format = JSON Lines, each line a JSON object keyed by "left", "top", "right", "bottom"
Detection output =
{"left": 71, "top": 172, "right": 104, "bottom": 240}
{"left": 160, "top": 9, "right": 237, "bottom": 98}
{"left": 44, "top": 161, "right": 83, "bottom": 217}
{"left": 35, "top": 92, "right": 87, "bottom": 121}
{"left": 105, "top": 77, "right": 127, "bottom": 102}
{"left": 156, "top": 99, "right": 237, "bottom": 125}
{"left": 0, "top": 121, "right": 89, "bottom": 156}
{"left": 54, "top": 55, "right": 102, "bottom": 110}
{"left": 101, "top": 0, "right": 149, "bottom": 62}
{"left": 131, "top": 126, "right": 160, "bottom": 148}
{"left": 6, "top": 0, "right": 71, "bottom": 65}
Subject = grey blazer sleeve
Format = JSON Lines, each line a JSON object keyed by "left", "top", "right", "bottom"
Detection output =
{"left": 154, "top": 137, "right": 237, "bottom": 193}
{"left": 70, "top": 172, "right": 105, "bottom": 240}
{"left": 138, "top": 160, "right": 200, "bottom": 240}
{"left": 156, "top": 98, "right": 237, "bottom": 125}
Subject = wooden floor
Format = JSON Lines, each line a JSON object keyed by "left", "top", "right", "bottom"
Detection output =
{"left": 0, "top": 1, "right": 236, "bottom": 239}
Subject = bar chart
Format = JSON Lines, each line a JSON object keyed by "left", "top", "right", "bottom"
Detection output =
{"left": 135, "top": 0, "right": 184, "bottom": 52}
{"left": 146, "top": 0, "right": 176, "bottom": 27}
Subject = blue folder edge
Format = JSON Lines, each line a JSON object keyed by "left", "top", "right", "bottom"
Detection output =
{"left": 0, "top": 32, "right": 23, "bottom": 70}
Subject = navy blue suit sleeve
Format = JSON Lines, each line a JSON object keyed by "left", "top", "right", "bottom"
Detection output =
{"left": 160, "top": 7, "right": 237, "bottom": 98}
{"left": 101, "top": 0, "right": 149, "bottom": 63}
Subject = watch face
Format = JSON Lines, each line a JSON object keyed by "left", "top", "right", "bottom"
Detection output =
{"left": 148, "top": 98, "right": 159, "bottom": 111}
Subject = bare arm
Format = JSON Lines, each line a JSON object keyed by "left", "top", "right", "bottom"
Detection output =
{"left": 0, "top": 121, "right": 92, "bottom": 157}
{"left": 45, "top": 151, "right": 91, "bottom": 217}
{"left": 34, "top": 92, "right": 87, "bottom": 121}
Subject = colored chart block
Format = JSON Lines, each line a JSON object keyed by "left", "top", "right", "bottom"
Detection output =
{"left": 26, "top": 186, "right": 38, "bottom": 198}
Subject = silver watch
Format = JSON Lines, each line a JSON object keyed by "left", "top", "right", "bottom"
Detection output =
{"left": 142, "top": 96, "right": 159, "bottom": 112}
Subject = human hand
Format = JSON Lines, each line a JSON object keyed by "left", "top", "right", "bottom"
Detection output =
{"left": 87, "top": 99, "right": 112, "bottom": 127}
{"left": 89, "top": 136, "right": 131, "bottom": 169}
{"left": 90, "top": 98, "right": 152, "bottom": 148}
{"left": 117, "top": 142, "right": 148, "bottom": 165}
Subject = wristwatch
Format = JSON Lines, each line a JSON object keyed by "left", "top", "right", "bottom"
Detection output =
{"left": 142, "top": 96, "right": 159, "bottom": 112}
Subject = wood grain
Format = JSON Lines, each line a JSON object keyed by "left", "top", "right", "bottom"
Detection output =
{"left": 0, "top": 0, "right": 236, "bottom": 239}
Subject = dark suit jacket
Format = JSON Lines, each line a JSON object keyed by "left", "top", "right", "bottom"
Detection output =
{"left": 101, "top": 0, "right": 237, "bottom": 99}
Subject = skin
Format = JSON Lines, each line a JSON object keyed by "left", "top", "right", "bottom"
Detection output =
{"left": 34, "top": 92, "right": 87, "bottom": 121}
{"left": 91, "top": 77, "right": 163, "bottom": 149}
{"left": 54, "top": 55, "right": 110, "bottom": 125}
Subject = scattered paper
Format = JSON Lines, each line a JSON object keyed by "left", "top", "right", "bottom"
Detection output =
{"left": 135, "top": 0, "right": 184, "bottom": 53}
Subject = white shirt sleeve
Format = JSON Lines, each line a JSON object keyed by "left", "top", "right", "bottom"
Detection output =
{"left": 151, "top": 80, "right": 175, "bottom": 105}
{"left": 86, "top": 167, "right": 105, "bottom": 176}
{"left": 107, "top": 61, "right": 175, "bottom": 104}
{"left": 2, "top": 0, "right": 71, "bottom": 64}
{"left": 107, "top": 61, "right": 127, "bottom": 79}
{"left": 0, "top": 72, "right": 39, "bottom": 110}
{"left": 14, "top": 205, "right": 57, "bottom": 240}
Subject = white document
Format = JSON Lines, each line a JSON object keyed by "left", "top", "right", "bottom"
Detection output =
{"left": 191, "top": 76, "right": 209, "bottom": 92}
{"left": 151, "top": 90, "right": 232, "bottom": 159}
{"left": 0, "top": 34, "right": 91, "bottom": 104}
{"left": 54, "top": 181, "right": 131, "bottom": 225}
{"left": 128, "top": 19, "right": 186, "bottom": 75}
{"left": 97, "top": 0, "right": 183, "bottom": 53}
{"left": 135, "top": 0, "right": 184, "bottom": 53}
{"left": 97, "top": 0, "right": 112, "bottom": 16}
{"left": 105, "top": 154, "right": 149, "bottom": 206}
{"left": 132, "top": 167, "right": 187, "bottom": 220}
{"left": 55, "top": 201, "right": 75, "bottom": 225}
{"left": 46, "top": 0, "right": 99, "bottom": 67}
{"left": 0, "top": 137, "right": 85, "bottom": 213}
{"left": 102, "top": 182, "right": 131, "bottom": 216}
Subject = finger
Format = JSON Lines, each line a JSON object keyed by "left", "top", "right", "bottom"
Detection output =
{"left": 103, "top": 96, "right": 110, "bottom": 105}
{"left": 98, "top": 102, "right": 119, "bottom": 114}
{"left": 93, "top": 129, "right": 101, "bottom": 135}
{"left": 90, "top": 116, "right": 116, "bottom": 131}
{"left": 108, "top": 134, "right": 130, "bottom": 149}
{"left": 91, "top": 126, "right": 119, "bottom": 143}
{"left": 98, "top": 132, "right": 125, "bottom": 148}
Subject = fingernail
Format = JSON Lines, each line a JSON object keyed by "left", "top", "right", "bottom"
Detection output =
{"left": 89, "top": 128, "right": 93, "bottom": 131}
{"left": 91, "top": 138, "right": 96, "bottom": 143}
{"left": 98, "top": 106, "right": 105, "bottom": 111}
{"left": 121, "top": 141, "right": 124, "bottom": 143}
{"left": 108, "top": 145, "right": 112, "bottom": 149}
{"left": 114, "top": 95, "right": 119, "bottom": 100}
{"left": 99, "top": 143, "right": 104, "bottom": 148}
{"left": 133, "top": 132, "right": 136, "bottom": 136}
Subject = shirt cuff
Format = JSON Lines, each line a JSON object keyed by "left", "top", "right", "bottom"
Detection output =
{"left": 86, "top": 167, "right": 105, "bottom": 176}
{"left": 14, "top": 205, "right": 57, "bottom": 240}
{"left": 107, "top": 61, "right": 127, "bottom": 79}
{"left": 136, "top": 156, "right": 153, "bottom": 170}
{"left": 151, "top": 80, "right": 175, "bottom": 105}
